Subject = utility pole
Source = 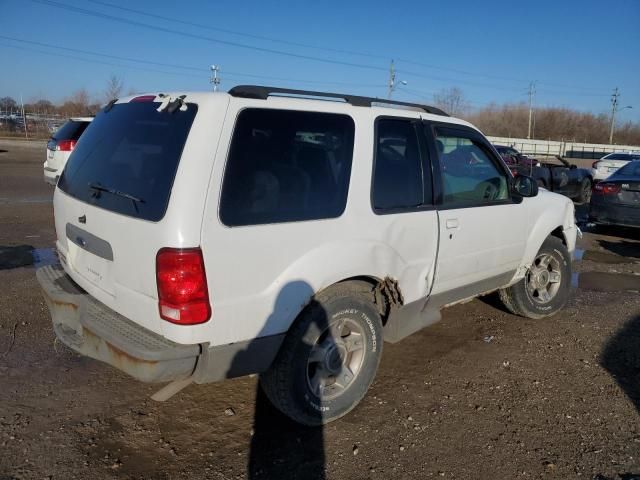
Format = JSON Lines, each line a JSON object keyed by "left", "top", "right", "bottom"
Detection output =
{"left": 609, "top": 87, "right": 620, "bottom": 144}
{"left": 210, "top": 65, "right": 220, "bottom": 92}
{"left": 527, "top": 82, "right": 536, "bottom": 139}
{"left": 20, "top": 94, "right": 27, "bottom": 139}
{"left": 386, "top": 60, "right": 406, "bottom": 99}
{"left": 387, "top": 60, "right": 396, "bottom": 99}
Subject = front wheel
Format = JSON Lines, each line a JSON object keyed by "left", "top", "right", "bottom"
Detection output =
{"left": 499, "top": 236, "right": 571, "bottom": 319}
{"left": 260, "top": 281, "right": 383, "bottom": 426}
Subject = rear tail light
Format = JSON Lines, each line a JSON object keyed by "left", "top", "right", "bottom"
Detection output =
{"left": 56, "top": 139, "right": 76, "bottom": 152}
{"left": 593, "top": 183, "right": 621, "bottom": 195}
{"left": 156, "top": 248, "right": 211, "bottom": 325}
{"left": 592, "top": 161, "right": 600, "bottom": 169}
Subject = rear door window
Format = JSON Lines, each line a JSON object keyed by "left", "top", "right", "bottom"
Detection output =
{"left": 219, "top": 108, "right": 355, "bottom": 226}
{"left": 58, "top": 101, "right": 198, "bottom": 222}
{"left": 372, "top": 118, "right": 427, "bottom": 211}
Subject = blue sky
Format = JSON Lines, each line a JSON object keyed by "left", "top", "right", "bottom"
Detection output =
{"left": 1, "top": 0, "right": 639, "bottom": 121}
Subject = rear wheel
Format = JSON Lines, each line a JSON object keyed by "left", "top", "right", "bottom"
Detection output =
{"left": 577, "top": 177, "right": 592, "bottom": 203}
{"left": 260, "top": 281, "right": 383, "bottom": 426}
{"left": 499, "top": 236, "right": 571, "bottom": 319}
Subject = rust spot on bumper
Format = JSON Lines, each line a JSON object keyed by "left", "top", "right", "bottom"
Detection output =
{"left": 82, "top": 326, "right": 159, "bottom": 379}
{"left": 50, "top": 298, "right": 78, "bottom": 310}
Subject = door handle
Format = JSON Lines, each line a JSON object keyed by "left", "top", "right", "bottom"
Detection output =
{"left": 445, "top": 218, "right": 459, "bottom": 229}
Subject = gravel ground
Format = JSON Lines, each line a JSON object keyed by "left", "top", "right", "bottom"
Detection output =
{"left": 0, "top": 140, "right": 638, "bottom": 480}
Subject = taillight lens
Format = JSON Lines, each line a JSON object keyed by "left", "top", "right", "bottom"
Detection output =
{"left": 56, "top": 139, "right": 76, "bottom": 151}
{"left": 593, "top": 183, "right": 621, "bottom": 195}
{"left": 156, "top": 248, "right": 211, "bottom": 325}
{"left": 592, "top": 161, "right": 600, "bottom": 169}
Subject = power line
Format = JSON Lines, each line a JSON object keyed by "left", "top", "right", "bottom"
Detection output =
{"left": 0, "top": 39, "right": 385, "bottom": 91}
{"left": 28, "top": 0, "right": 388, "bottom": 73}
{"left": 0, "top": 35, "right": 206, "bottom": 72}
{"left": 84, "top": 0, "right": 608, "bottom": 93}
{"left": 27, "top": 0, "right": 610, "bottom": 96}
{"left": 0, "top": 42, "right": 205, "bottom": 79}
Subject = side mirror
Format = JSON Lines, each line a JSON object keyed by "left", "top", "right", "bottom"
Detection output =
{"left": 570, "top": 164, "right": 577, "bottom": 170}
{"left": 513, "top": 175, "right": 538, "bottom": 198}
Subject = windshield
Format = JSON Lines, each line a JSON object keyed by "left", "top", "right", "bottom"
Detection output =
{"left": 615, "top": 161, "right": 640, "bottom": 177}
{"left": 58, "top": 101, "right": 198, "bottom": 221}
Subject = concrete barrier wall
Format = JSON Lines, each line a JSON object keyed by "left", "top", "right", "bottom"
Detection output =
{"left": 487, "top": 136, "right": 640, "bottom": 160}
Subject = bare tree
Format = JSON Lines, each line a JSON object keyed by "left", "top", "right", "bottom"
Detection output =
{"left": 0, "top": 96, "right": 17, "bottom": 112}
{"left": 433, "top": 87, "right": 469, "bottom": 116}
{"left": 104, "top": 74, "right": 124, "bottom": 102}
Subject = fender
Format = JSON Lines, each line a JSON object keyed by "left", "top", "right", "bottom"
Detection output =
{"left": 515, "top": 190, "right": 576, "bottom": 281}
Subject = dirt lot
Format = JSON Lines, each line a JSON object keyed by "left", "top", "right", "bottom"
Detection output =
{"left": 0, "top": 139, "right": 639, "bottom": 480}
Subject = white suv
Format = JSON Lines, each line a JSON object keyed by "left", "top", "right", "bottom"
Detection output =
{"left": 37, "top": 86, "right": 578, "bottom": 425}
{"left": 44, "top": 117, "right": 93, "bottom": 185}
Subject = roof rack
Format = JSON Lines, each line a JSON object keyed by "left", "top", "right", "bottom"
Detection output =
{"left": 228, "top": 85, "right": 449, "bottom": 117}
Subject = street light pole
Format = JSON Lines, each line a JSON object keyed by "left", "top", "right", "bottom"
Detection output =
{"left": 387, "top": 60, "right": 407, "bottom": 99}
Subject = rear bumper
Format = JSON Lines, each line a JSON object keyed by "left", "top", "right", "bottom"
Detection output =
{"left": 37, "top": 264, "right": 200, "bottom": 382}
{"left": 43, "top": 165, "right": 59, "bottom": 185}
{"left": 36, "top": 265, "right": 285, "bottom": 384}
{"left": 589, "top": 202, "right": 640, "bottom": 228}
{"left": 591, "top": 169, "right": 609, "bottom": 181}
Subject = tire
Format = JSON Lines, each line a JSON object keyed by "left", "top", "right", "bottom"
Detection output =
{"left": 499, "top": 236, "right": 571, "bottom": 319}
{"left": 577, "top": 177, "right": 592, "bottom": 203}
{"left": 260, "top": 281, "right": 383, "bottom": 426}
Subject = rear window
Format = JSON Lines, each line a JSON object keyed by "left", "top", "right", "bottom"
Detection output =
{"left": 604, "top": 153, "right": 640, "bottom": 161}
{"left": 58, "top": 101, "right": 197, "bottom": 222}
{"left": 219, "top": 108, "right": 355, "bottom": 226}
{"left": 53, "top": 120, "right": 90, "bottom": 140}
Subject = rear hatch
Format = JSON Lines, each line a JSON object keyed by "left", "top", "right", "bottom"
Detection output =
{"left": 47, "top": 119, "right": 91, "bottom": 170}
{"left": 54, "top": 96, "right": 203, "bottom": 335}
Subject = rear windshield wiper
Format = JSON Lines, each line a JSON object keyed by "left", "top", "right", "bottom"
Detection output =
{"left": 88, "top": 182, "right": 145, "bottom": 212}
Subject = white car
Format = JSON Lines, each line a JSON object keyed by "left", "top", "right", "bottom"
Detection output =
{"left": 36, "top": 86, "right": 577, "bottom": 425}
{"left": 591, "top": 152, "right": 640, "bottom": 181}
{"left": 43, "top": 117, "right": 92, "bottom": 185}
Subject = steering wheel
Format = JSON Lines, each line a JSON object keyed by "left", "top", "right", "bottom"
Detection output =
{"left": 477, "top": 181, "right": 498, "bottom": 201}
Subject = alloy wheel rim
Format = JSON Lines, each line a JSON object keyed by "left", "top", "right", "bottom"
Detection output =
{"left": 526, "top": 253, "right": 562, "bottom": 304}
{"left": 306, "top": 317, "right": 366, "bottom": 401}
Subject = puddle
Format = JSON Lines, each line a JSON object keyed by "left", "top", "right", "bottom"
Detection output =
{"left": 32, "top": 248, "right": 58, "bottom": 268}
{"left": 574, "top": 271, "right": 640, "bottom": 292}
{"left": 0, "top": 197, "right": 53, "bottom": 204}
{"left": 582, "top": 250, "right": 640, "bottom": 265}
{"left": 0, "top": 245, "right": 57, "bottom": 270}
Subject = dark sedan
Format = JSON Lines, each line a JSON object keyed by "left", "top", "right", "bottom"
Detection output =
{"left": 589, "top": 160, "right": 640, "bottom": 228}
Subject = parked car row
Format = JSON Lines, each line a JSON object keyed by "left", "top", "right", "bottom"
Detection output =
{"left": 495, "top": 145, "right": 639, "bottom": 229}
